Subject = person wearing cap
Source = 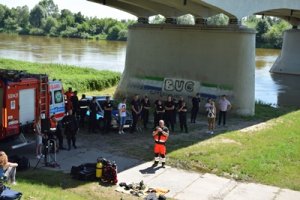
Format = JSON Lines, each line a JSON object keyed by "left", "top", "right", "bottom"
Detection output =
{"left": 191, "top": 93, "right": 201, "bottom": 123}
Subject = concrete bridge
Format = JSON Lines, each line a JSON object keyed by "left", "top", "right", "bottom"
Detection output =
{"left": 89, "top": 0, "right": 300, "bottom": 115}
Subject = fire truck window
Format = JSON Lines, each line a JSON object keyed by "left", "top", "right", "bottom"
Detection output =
{"left": 54, "top": 90, "right": 63, "bottom": 104}
{"left": 0, "top": 88, "right": 2, "bottom": 123}
{"left": 49, "top": 91, "right": 53, "bottom": 105}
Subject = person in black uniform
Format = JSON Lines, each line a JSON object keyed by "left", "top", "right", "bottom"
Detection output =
{"left": 141, "top": 96, "right": 151, "bottom": 129}
{"left": 131, "top": 94, "right": 141, "bottom": 133}
{"left": 71, "top": 91, "right": 79, "bottom": 118}
{"left": 191, "top": 93, "right": 201, "bottom": 123}
{"left": 103, "top": 96, "right": 113, "bottom": 133}
{"left": 62, "top": 110, "right": 78, "bottom": 150}
{"left": 88, "top": 97, "right": 99, "bottom": 133}
{"left": 78, "top": 94, "right": 89, "bottom": 128}
{"left": 153, "top": 96, "right": 162, "bottom": 128}
{"left": 178, "top": 101, "right": 188, "bottom": 133}
{"left": 173, "top": 97, "right": 178, "bottom": 124}
{"left": 164, "top": 95, "right": 175, "bottom": 132}
{"left": 154, "top": 100, "right": 165, "bottom": 127}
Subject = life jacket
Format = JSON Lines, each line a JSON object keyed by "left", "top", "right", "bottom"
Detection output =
{"left": 153, "top": 128, "right": 168, "bottom": 145}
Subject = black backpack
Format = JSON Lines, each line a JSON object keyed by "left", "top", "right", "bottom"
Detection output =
{"left": 70, "top": 163, "right": 96, "bottom": 181}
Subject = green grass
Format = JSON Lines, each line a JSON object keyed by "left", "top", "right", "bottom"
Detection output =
{"left": 10, "top": 169, "right": 140, "bottom": 200}
{"left": 167, "top": 108, "right": 300, "bottom": 190}
{"left": 0, "top": 58, "right": 121, "bottom": 92}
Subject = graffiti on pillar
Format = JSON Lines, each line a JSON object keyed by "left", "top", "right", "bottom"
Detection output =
{"left": 127, "top": 76, "right": 234, "bottom": 99}
{"left": 163, "top": 78, "right": 199, "bottom": 94}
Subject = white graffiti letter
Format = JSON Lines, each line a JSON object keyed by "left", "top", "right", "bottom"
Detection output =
{"left": 164, "top": 79, "right": 174, "bottom": 91}
{"left": 175, "top": 80, "right": 184, "bottom": 92}
{"left": 185, "top": 81, "right": 194, "bottom": 93}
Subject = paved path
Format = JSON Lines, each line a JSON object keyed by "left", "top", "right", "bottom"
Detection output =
{"left": 117, "top": 162, "right": 300, "bottom": 200}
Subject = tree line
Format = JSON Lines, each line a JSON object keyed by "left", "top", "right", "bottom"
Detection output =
{"left": 0, "top": 0, "right": 134, "bottom": 41}
{"left": 0, "top": 0, "right": 293, "bottom": 47}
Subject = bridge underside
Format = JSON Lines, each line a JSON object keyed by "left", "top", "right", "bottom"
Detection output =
{"left": 89, "top": 0, "right": 300, "bottom": 25}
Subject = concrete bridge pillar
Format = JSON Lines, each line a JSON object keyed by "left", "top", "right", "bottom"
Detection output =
{"left": 270, "top": 29, "right": 300, "bottom": 75}
{"left": 115, "top": 24, "right": 255, "bottom": 116}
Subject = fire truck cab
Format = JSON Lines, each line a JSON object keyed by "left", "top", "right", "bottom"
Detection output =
{"left": 0, "top": 70, "right": 65, "bottom": 142}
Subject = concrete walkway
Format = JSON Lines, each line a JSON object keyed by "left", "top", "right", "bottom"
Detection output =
{"left": 117, "top": 162, "right": 300, "bottom": 200}
{"left": 27, "top": 145, "right": 300, "bottom": 200}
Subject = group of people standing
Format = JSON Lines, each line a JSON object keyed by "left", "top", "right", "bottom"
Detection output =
{"left": 114, "top": 93, "right": 231, "bottom": 135}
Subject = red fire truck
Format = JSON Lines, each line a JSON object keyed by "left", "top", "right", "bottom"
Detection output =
{"left": 0, "top": 69, "right": 65, "bottom": 143}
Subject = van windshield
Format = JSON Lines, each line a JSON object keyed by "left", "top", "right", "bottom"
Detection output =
{"left": 54, "top": 90, "right": 63, "bottom": 104}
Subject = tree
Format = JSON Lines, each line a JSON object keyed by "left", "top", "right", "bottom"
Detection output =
{"left": 177, "top": 14, "right": 194, "bottom": 25}
{"left": 150, "top": 15, "right": 165, "bottom": 24}
{"left": 16, "top": 6, "right": 30, "bottom": 29}
{"left": 44, "top": 16, "right": 58, "bottom": 33}
{"left": 4, "top": 17, "right": 18, "bottom": 32}
{"left": 0, "top": 4, "right": 9, "bottom": 28}
{"left": 118, "top": 29, "right": 128, "bottom": 41}
{"left": 60, "top": 9, "right": 75, "bottom": 27}
{"left": 107, "top": 25, "right": 122, "bottom": 40}
{"left": 264, "top": 19, "right": 291, "bottom": 48}
{"left": 29, "top": 5, "right": 47, "bottom": 28}
{"left": 256, "top": 19, "right": 270, "bottom": 46}
{"left": 207, "top": 14, "right": 228, "bottom": 25}
{"left": 38, "top": 0, "right": 59, "bottom": 17}
{"left": 74, "top": 12, "right": 85, "bottom": 24}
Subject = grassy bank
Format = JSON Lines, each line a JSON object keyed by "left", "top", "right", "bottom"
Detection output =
{"left": 0, "top": 58, "right": 121, "bottom": 92}
{"left": 167, "top": 107, "right": 300, "bottom": 190}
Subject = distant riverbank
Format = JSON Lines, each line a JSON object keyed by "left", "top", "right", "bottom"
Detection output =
{"left": 0, "top": 58, "right": 121, "bottom": 92}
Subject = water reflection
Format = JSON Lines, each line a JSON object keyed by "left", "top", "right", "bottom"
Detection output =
{"left": 0, "top": 33, "right": 299, "bottom": 107}
{"left": 270, "top": 73, "right": 300, "bottom": 107}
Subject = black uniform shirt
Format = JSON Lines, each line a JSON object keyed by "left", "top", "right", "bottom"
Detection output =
{"left": 156, "top": 104, "right": 164, "bottom": 113}
{"left": 179, "top": 106, "right": 188, "bottom": 114}
{"left": 89, "top": 102, "right": 98, "bottom": 114}
{"left": 142, "top": 100, "right": 151, "bottom": 110}
{"left": 192, "top": 97, "right": 201, "bottom": 109}
{"left": 103, "top": 101, "right": 113, "bottom": 114}
{"left": 165, "top": 101, "right": 175, "bottom": 111}
{"left": 131, "top": 99, "right": 141, "bottom": 112}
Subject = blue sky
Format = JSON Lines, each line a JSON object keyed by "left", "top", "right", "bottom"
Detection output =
{"left": 0, "top": 0, "right": 136, "bottom": 20}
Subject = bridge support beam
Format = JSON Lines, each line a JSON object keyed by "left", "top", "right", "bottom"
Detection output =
{"left": 115, "top": 25, "right": 255, "bottom": 116}
{"left": 270, "top": 29, "right": 300, "bottom": 75}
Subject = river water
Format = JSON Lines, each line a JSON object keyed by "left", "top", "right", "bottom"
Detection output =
{"left": 0, "top": 33, "right": 299, "bottom": 107}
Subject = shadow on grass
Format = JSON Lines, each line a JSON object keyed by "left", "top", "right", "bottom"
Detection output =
{"left": 17, "top": 168, "right": 95, "bottom": 189}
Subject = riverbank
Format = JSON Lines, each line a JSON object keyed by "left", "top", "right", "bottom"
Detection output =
{"left": 0, "top": 58, "right": 121, "bottom": 92}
